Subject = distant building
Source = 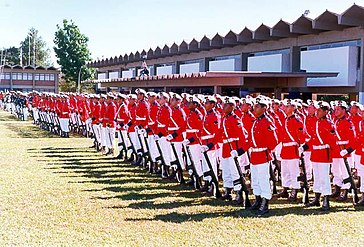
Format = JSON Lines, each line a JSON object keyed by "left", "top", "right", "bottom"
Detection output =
{"left": 86, "top": 4, "right": 364, "bottom": 101}
{"left": 0, "top": 65, "right": 60, "bottom": 93}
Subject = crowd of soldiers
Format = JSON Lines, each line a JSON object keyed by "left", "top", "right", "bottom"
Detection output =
{"left": 0, "top": 91, "right": 29, "bottom": 121}
{"left": 1, "top": 89, "right": 364, "bottom": 216}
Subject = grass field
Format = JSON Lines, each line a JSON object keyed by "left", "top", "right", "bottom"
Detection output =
{"left": 0, "top": 110, "right": 364, "bottom": 246}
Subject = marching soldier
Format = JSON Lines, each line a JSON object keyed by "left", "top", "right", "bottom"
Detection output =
{"left": 145, "top": 92, "right": 160, "bottom": 172}
{"left": 115, "top": 93, "right": 129, "bottom": 159}
{"left": 104, "top": 94, "right": 117, "bottom": 155}
{"left": 59, "top": 95, "right": 70, "bottom": 138}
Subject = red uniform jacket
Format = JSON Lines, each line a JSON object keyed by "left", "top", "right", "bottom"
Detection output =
{"left": 156, "top": 103, "right": 171, "bottom": 137}
{"left": 249, "top": 114, "right": 278, "bottom": 165}
{"left": 104, "top": 102, "right": 117, "bottom": 128}
{"left": 127, "top": 102, "right": 137, "bottom": 132}
{"left": 200, "top": 109, "right": 221, "bottom": 150}
{"left": 186, "top": 108, "right": 203, "bottom": 145}
{"left": 59, "top": 101, "right": 70, "bottom": 118}
{"left": 221, "top": 113, "right": 249, "bottom": 159}
{"left": 332, "top": 116, "right": 356, "bottom": 159}
{"left": 101, "top": 101, "right": 107, "bottom": 128}
{"left": 280, "top": 114, "right": 307, "bottom": 159}
{"left": 116, "top": 102, "right": 129, "bottom": 130}
{"left": 241, "top": 110, "right": 255, "bottom": 132}
{"left": 168, "top": 105, "right": 187, "bottom": 142}
{"left": 147, "top": 101, "right": 159, "bottom": 135}
{"left": 357, "top": 120, "right": 364, "bottom": 163}
{"left": 309, "top": 117, "right": 336, "bottom": 163}
{"left": 91, "top": 102, "right": 101, "bottom": 124}
{"left": 135, "top": 100, "right": 149, "bottom": 129}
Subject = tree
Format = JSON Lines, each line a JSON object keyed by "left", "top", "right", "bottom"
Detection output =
{"left": 0, "top": 28, "right": 52, "bottom": 66}
{"left": 20, "top": 28, "right": 53, "bottom": 67}
{"left": 53, "top": 19, "right": 95, "bottom": 92}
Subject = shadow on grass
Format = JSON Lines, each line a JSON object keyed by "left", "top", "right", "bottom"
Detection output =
{"left": 5, "top": 122, "right": 57, "bottom": 138}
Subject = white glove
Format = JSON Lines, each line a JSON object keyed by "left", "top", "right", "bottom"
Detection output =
{"left": 340, "top": 149, "right": 348, "bottom": 157}
{"left": 230, "top": 150, "right": 238, "bottom": 158}
{"left": 182, "top": 139, "right": 190, "bottom": 145}
{"left": 123, "top": 124, "right": 128, "bottom": 130}
{"left": 200, "top": 145, "right": 209, "bottom": 152}
{"left": 139, "top": 129, "right": 146, "bottom": 135}
{"left": 166, "top": 134, "right": 173, "bottom": 141}
{"left": 153, "top": 135, "right": 160, "bottom": 141}
{"left": 134, "top": 125, "right": 139, "bottom": 131}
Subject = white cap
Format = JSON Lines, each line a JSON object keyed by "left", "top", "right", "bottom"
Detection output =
{"left": 314, "top": 101, "right": 330, "bottom": 109}
{"left": 282, "top": 99, "right": 298, "bottom": 107}
{"left": 335, "top": 100, "right": 348, "bottom": 108}
{"left": 223, "top": 96, "right": 236, "bottom": 106}
{"left": 135, "top": 88, "right": 147, "bottom": 95}
{"left": 254, "top": 97, "right": 270, "bottom": 107}
{"left": 205, "top": 95, "right": 217, "bottom": 103}
{"left": 159, "top": 92, "right": 170, "bottom": 100}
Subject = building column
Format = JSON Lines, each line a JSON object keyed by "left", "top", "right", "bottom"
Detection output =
{"left": 274, "top": 87, "right": 282, "bottom": 99}
{"left": 241, "top": 53, "right": 249, "bottom": 71}
{"left": 153, "top": 64, "right": 158, "bottom": 76}
{"left": 175, "top": 61, "right": 181, "bottom": 74}
{"left": 10, "top": 71, "right": 13, "bottom": 90}
{"left": 290, "top": 46, "right": 301, "bottom": 72}
{"left": 214, "top": 85, "right": 222, "bottom": 94}
{"left": 202, "top": 58, "right": 211, "bottom": 72}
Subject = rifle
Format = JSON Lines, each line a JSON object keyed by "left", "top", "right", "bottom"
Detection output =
{"left": 224, "top": 138, "right": 251, "bottom": 209}
{"left": 183, "top": 144, "right": 202, "bottom": 190}
{"left": 269, "top": 159, "right": 278, "bottom": 195}
{"left": 170, "top": 142, "right": 185, "bottom": 184}
{"left": 343, "top": 156, "right": 359, "bottom": 205}
{"left": 117, "top": 129, "right": 128, "bottom": 160}
{"left": 297, "top": 153, "right": 309, "bottom": 205}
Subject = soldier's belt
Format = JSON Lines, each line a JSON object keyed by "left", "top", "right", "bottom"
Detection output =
{"left": 62, "top": 112, "right": 69, "bottom": 114}
{"left": 186, "top": 129, "right": 199, "bottom": 133}
{"left": 250, "top": 147, "right": 268, "bottom": 152}
{"left": 158, "top": 124, "right": 166, "bottom": 127}
{"left": 117, "top": 118, "right": 125, "bottom": 121}
{"left": 136, "top": 117, "right": 146, "bottom": 121}
{"left": 312, "top": 144, "right": 330, "bottom": 150}
{"left": 168, "top": 127, "right": 179, "bottom": 131}
{"left": 148, "top": 121, "right": 155, "bottom": 125}
{"left": 223, "top": 138, "right": 239, "bottom": 144}
{"left": 336, "top": 140, "right": 349, "bottom": 145}
{"left": 201, "top": 134, "right": 215, "bottom": 140}
{"left": 282, "top": 141, "right": 298, "bottom": 147}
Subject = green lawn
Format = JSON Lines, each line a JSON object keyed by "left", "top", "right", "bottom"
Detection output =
{"left": 0, "top": 110, "right": 363, "bottom": 246}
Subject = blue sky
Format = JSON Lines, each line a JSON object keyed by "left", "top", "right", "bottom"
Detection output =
{"left": 0, "top": 0, "right": 363, "bottom": 65}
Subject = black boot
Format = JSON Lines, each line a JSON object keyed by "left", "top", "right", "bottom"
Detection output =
{"left": 321, "top": 195, "right": 330, "bottom": 211}
{"left": 356, "top": 193, "right": 364, "bottom": 206}
{"left": 336, "top": 189, "right": 348, "bottom": 202}
{"left": 257, "top": 197, "right": 269, "bottom": 216}
{"left": 127, "top": 153, "right": 135, "bottom": 162}
{"left": 331, "top": 185, "right": 341, "bottom": 198}
{"left": 232, "top": 190, "right": 244, "bottom": 206}
{"left": 198, "top": 180, "right": 210, "bottom": 192}
{"left": 114, "top": 151, "right": 124, "bottom": 160}
{"left": 132, "top": 155, "right": 143, "bottom": 166}
{"left": 288, "top": 189, "right": 298, "bottom": 202}
{"left": 277, "top": 187, "right": 289, "bottom": 198}
{"left": 220, "top": 188, "right": 233, "bottom": 201}
{"left": 307, "top": 193, "right": 321, "bottom": 207}
{"left": 250, "top": 196, "right": 262, "bottom": 210}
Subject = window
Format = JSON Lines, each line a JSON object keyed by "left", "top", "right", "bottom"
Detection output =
{"left": 17, "top": 73, "right": 22, "bottom": 80}
{"left": 39, "top": 74, "right": 45, "bottom": 81}
{"left": 12, "top": 73, "right": 17, "bottom": 80}
{"left": 45, "top": 74, "right": 50, "bottom": 81}
{"left": 34, "top": 74, "right": 39, "bottom": 80}
{"left": 49, "top": 74, "right": 55, "bottom": 81}
{"left": 5, "top": 73, "right": 10, "bottom": 80}
{"left": 28, "top": 73, "right": 33, "bottom": 80}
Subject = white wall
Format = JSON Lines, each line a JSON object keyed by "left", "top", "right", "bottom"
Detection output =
{"left": 248, "top": 54, "right": 289, "bottom": 72}
{"left": 109, "top": 71, "right": 119, "bottom": 79}
{"left": 156, "top": 66, "right": 173, "bottom": 75}
{"left": 209, "top": 59, "right": 235, "bottom": 71}
{"left": 180, "top": 63, "right": 200, "bottom": 73}
{"left": 301, "top": 46, "right": 358, "bottom": 87}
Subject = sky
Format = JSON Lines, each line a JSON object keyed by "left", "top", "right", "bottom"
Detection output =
{"left": 0, "top": 0, "right": 363, "bottom": 66}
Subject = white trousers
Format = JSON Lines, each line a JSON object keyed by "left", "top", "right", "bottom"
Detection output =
{"left": 159, "top": 137, "right": 171, "bottom": 166}
{"left": 23, "top": 108, "right": 28, "bottom": 121}
{"left": 129, "top": 132, "right": 141, "bottom": 154}
{"left": 59, "top": 118, "right": 70, "bottom": 132}
{"left": 32, "top": 108, "right": 39, "bottom": 122}
{"left": 312, "top": 162, "right": 332, "bottom": 196}
{"left": 186, "top": 144, "right": 203, "bottom": 177}
{"left": 117, "top": 129, "right": 129, "bottom": 151}
{"left": 106, "top": 127, "right": 116, "bottom": 149}
{"left": 281, "top": 159, "right": 301, "bottom": 189}
{"left": 92, "top": 124, "right": 101, "bottom": 144}
{"left": 202, "top": 149, "right": 218, "bottom": 181}
{"left": 147, "top": 135, "right": 159, "bottom": 162}
{"left": 358, "top": 164, "right": 364, "bottom": 193}
{"left": 100, "top": 127, "right": 107, "bottom": 147}
{"left": 221, "top": 157, "right": 241, "bottom": 191}
{"left": 303, "top": 151, "right": 313, "bottom": 180}
{"left": 353, "top": 153, "right": 361, "bottom": 169}
{"left": 170, "top": 142, "right": 185, "bottom": 169}
{"left": 251, "top": 162, "right": 272, "bottom": 200}
{"left": 331, "top": 158, "right": 350, "bottom": 189}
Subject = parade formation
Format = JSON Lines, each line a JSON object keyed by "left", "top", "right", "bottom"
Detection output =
{"left": 1, "top": 89, "right": 364, "bottom": 217}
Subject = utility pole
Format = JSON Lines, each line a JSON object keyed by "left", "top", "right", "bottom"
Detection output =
{"left": 20, "top": 47, "right": 23, "bottom": 66}
{"left": 28, "top": 35, "right": 31, "bottom": 66}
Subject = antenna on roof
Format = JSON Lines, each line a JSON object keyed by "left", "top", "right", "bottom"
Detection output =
{"left": 303, "top": 10, "right": 310, "bottom": 16}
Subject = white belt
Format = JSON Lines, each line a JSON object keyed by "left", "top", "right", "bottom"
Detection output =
{"left": 223, "top": 138, "right": 239, "bottom": 144}
{"left": 148, "top": 121, "right": 155, "bottom": 125}
{"left": 117, "top": 118, "right": 125, "bottom": 121}
{"left": 201, "top": 134, "right": 215, "bottom": 140}
{"left": 312, "top": 144, "right": 330, "bottom": 150}
{"left": 282, "top": 141, "right": 298, "bottom": 147}
{"left": 186, "top": 129, "right": 199, "bottom": 133}
{"left": 168, "top": 127, "right": 179, "bottom": 131}
{"left": 136, "top": 117, "right": 146, "bottom": 121}
{"left": 336, "top": 141, "right": 349, "bottom": 145}
{"left": 250, "top": 147, "right": 268, "bottom": 152}
{"left": 62, "top": 112, "right": 69, "bottom": 114}
{"left": 158, "top": 124, "right": 166, "bottom": 127}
